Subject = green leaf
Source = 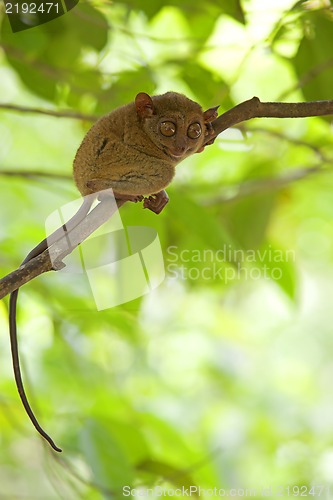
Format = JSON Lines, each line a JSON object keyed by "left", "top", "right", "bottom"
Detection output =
{"left": 80, "top": 417, "right": 135, "bottom": 491}
{"left": 217, "top": 0, "right": 246, "bottom": 24}
{"left": 94, "top": 68, "right": 156, "bottom": 115}
{"left": 0, "top": 2, "right": 108, "bottom": 103}
{"left": 267, "top": 248, "right": 297, "bottom": 299}
{"left": 223, "top": 193, "right": 277, "bottom": 250}
{"left": 137, "top": 460, "right": 199, "bottom": 494}
{"left": 68, "top": 2, "right": 109, "bottom": 51}
{"left": 252, "top": 243, "right": 298, "bottom": 299}
{"left": 6, "top": 59, "right": 58, "bottom": 101}
{"left": 179, "top": 62, "right": 231, "bottom": 109}
{"left": 182, "top": 7, "right": 221, "bottom": 42}
{"left": 167, "top": 191, "right": 239, "bottom": 254}
{"left": 294, "top": 12, "right": 333, "bottom": 101}
{"left": 110, "top": 0, "right": 165, "bottom": 19}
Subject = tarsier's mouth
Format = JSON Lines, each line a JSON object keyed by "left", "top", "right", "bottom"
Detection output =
{"left": 165, "top": 148, "right": 187, "bottom": 160}
{"left": 169, "top": 152, "right": 184, "bottom": 159}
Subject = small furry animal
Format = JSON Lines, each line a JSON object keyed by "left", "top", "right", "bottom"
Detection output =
{"left": 9, "top": 91, "right": 219, "bottom": 452}
{"left": 74, "top": 91, "right": 218, "bottom": 213}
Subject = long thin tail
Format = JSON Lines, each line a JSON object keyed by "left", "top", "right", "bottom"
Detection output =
{"left": 8, "top": 195, "right": 95, "bottom": 452}
{"left": 9, "top": 290, "right": 62, "bottom": 452}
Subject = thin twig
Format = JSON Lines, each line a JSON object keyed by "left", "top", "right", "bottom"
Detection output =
{"left": 0, "top": 103, "right": 97, "bottom": 121}
{"left": 205, "top": 163, "right": 329, "bottom": 205}
{"left": 277, "top": 57, "right": 333, "bottom": 101}
{"left": 0, "top": 169, "right": 72, "bottom": 180}
{"left": 237, "top": 124, "right": 329, "bottom": 162}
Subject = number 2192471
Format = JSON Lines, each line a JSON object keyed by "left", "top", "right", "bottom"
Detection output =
{"left": 5, "top": 3, "right": 59, "bottom": 14}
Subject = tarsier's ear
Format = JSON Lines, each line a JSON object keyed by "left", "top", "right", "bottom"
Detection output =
{"left": 135, "top": 92, "right": 155, "bottom": 119}
{"left": 203, "top": 105, "right": 219, "bottom": 123}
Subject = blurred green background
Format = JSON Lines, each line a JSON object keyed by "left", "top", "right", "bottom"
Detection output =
{"left": 1, "top": 0, "right": 333, "bottom": 498}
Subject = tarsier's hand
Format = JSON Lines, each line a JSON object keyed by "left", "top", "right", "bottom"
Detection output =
{"left": 143, "top": 190, "right": 169, "bottom": 214}
{"left": 196, "top": 124, "right": 216, "bottom": 153}
{"left": 204, "top": 120, "right": 217, "bottom": 145}
{"left": 196, "top": 105, "right": 219, "bottom": 153}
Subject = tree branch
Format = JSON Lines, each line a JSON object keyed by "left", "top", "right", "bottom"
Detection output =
{"left": 0, "top": 196, "right": 123, "bottom": 300}
{"left": 0, "top": 103, "right": 97, "bottom": 121}
{"left": 210, "top": 97, "right": 333, "bottom": 137}
{"left": 2, "top": 96, "right": 333, "bottom": 299}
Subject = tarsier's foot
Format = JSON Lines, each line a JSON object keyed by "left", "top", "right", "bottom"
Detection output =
{"left": 143, "top": 190, "right": 169, "bottom": 214}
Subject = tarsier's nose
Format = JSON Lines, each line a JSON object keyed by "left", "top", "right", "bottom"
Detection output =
{"left": 170, "top": 145, "right": 187, "bottom": 157}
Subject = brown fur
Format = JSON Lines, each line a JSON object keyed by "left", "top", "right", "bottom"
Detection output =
{"left": 73, "top": 91, "right": 214, "bottom": 197}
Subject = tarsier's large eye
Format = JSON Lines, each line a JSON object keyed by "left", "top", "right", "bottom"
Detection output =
{"left": 187, "top": 122, "right": 202, "bottom": 139}
{"left": 160, "top": 121, "right": 176, "bottom": 137}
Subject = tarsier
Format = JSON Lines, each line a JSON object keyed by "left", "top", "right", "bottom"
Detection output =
{"left": 9, "top": 92, "right": 219, "bottom": 452}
